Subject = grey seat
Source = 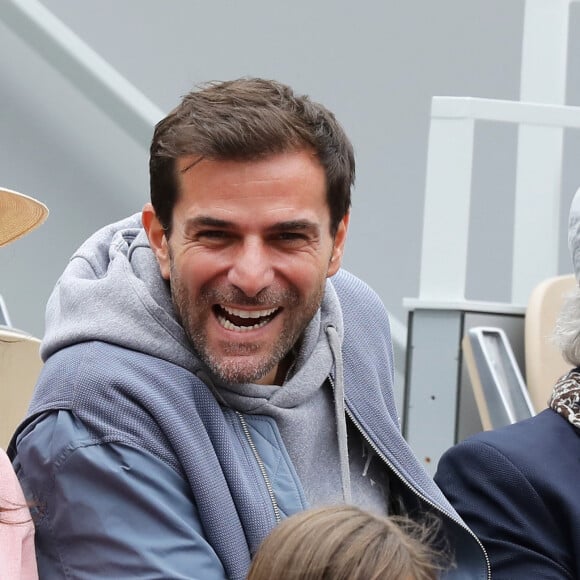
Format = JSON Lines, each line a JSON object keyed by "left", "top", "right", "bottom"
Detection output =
{"left": 462, "top": 326, "right": 535, "bottom": 431}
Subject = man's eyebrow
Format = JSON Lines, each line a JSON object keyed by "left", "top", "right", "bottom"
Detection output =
{"left": 269, "top": 220, "right": 320, "bottom": 233}
{"left": 184, "top": 216, "right": 233, "bottom": 230}
{"left": 183, "top": 217, "right": 321, "bottom": 235}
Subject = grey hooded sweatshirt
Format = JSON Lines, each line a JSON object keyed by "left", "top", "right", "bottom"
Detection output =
{"left": 11, "top": 214, "right": 490, "bottom": 579}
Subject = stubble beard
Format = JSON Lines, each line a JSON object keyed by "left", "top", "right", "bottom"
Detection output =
{"left": 170, "top": 267, "right": 326, "bottom": 385}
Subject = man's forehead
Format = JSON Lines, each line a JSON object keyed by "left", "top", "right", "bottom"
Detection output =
{"left": 176, "top": 149, "right": 321, "bottom": 173}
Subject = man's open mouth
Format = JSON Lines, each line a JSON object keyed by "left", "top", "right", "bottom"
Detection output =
{"left": 214, "top": 305, "right": 280, "bottom": 332}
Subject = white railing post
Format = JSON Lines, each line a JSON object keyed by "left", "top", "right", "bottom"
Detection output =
{"left": 511, "top": 0, "right": 572, "bottom": 304}
{"left": 418, "top": 108, "right": 475, "bottom": 302}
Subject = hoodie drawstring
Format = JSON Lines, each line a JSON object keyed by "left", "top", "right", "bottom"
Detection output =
{"left": 326, "top": 325, "right": 352, "bottom": 504}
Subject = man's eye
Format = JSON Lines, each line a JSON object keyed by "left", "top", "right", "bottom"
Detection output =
{"left": 198, "top": 230, "right": 228, "bottom": 240}
{"left": 276, "top": 232, "right": 308, "bottom": 241}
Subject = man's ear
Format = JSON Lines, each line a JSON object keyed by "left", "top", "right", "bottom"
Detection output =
{"left": 327, "top": 212, "right": 350, "bottom": 277}
{"left": 142, "top": 203, "right": 171, "bottom": 280}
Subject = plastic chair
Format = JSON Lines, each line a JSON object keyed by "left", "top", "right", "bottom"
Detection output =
{"left": 525, "top": 274, "right": 576, "bottom": 412}
{"left": 0, "top": 326, "right": 42, "bottom": 450}
{"left": 462, "top": 327, "right": 535, "bottom": 431}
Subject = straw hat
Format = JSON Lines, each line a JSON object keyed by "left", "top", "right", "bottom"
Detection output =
{"left": 0, "top": 187, "right": 49, "bottom": 247}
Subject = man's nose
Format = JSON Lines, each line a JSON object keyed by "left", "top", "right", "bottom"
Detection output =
{"left": 227, "top": 239, "right": 275, "bottom": 297}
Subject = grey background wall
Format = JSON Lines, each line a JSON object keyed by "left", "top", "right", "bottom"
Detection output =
{"left": 2, "top": 0, "right": 580, "bottom": 396}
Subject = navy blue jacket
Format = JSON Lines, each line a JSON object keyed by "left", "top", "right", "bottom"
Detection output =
{"left": 435, "top": 408, "right": 580, "bottom": 579}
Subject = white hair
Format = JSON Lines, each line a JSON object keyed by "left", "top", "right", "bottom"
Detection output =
{"left": 553, "top": 286, "right": 580, "bottom": 367}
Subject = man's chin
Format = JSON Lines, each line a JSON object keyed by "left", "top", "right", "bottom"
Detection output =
{"left": 207, "top": 355, "right": 277, "bottom": 385}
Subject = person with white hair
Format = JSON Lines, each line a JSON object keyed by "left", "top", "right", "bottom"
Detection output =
{"left": 0, "top": 186, "right": 47, "bottom": 579}
{"left": 435, "top": 189, "right": 580, "bottom": 579}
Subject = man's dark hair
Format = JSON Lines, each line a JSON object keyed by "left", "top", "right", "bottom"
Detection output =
{"left": 150, "top": 78, "right": 354, "bottom": 236}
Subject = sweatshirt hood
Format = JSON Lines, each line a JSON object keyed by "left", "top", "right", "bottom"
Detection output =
{"left": 41, "top": 213, "right": 203, "bottom": 374}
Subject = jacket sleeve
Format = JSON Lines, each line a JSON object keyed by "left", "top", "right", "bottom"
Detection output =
{"left": 13, "top": 410, "right": 227, "bottom": 580}
{"left": 435, "top": 438, "right": 574, "bottom": 580}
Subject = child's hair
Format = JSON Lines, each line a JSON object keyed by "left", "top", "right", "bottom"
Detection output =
{"left": 247, "top": 505, "right": 446, "bottom": 580}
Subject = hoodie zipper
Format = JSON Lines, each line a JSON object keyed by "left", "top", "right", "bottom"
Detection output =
{"left": 236, "top": 411, "right": 282, "bottom": 525}
{"left": 328, "top": 376, "right": 492, "bottom": 580}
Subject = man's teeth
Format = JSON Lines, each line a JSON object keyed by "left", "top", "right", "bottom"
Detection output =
{"left": 222, "top": 306, "right": 277, "bottom": 319}
{"left": 217, "top": 305, "right": 278, "bottom": 332}
{"left": 218, "top": 316, "right": 271, "bottom": 332}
